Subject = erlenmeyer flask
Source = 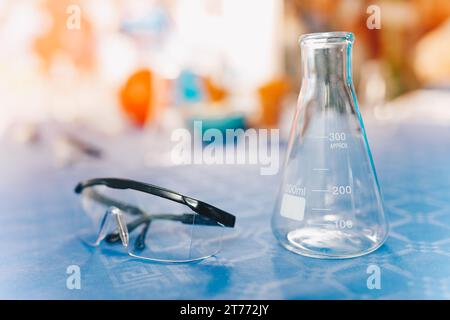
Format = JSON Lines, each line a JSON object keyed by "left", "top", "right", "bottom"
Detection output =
{"left": 272, "top": 32, "right": 388, "bottom": 259}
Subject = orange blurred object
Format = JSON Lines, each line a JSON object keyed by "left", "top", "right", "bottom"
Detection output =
{"left": 119, "top": 69, "right": 153, "bottom": 127}
{"left": 34, "top": 0, "right": 94, "bottom": 72}
{"left": 256, "top": 78, "right": 290, "bottom": 128}
{"left": 204, "top": 77, "right": 228, "bottom": 103}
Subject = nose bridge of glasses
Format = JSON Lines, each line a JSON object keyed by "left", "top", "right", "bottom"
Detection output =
{"left": 114, "top": 208, "right": 129, "bottom": 247}
{"left": 95, "top": 206, "right": 129, "bottom": 247}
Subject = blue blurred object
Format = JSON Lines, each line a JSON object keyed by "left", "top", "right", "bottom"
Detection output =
{"left": 1, "top": 121, "right": 450, "bottom": 299}
{"left": 121, "top": 7, "right": 170, "bottom": 35}
{"left": 187, "top": 113, "right": 246, "bottom": 138}
{"left": 175, "top": 70, "right": 205, "bottom": 104}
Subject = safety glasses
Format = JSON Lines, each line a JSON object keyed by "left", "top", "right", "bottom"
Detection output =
{"left": 74, "top": 178, "right": 235, "bottom": 262}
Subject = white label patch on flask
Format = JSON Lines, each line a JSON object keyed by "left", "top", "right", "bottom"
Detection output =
{"left": 280, "top": 193, "right": 305, "bottom": 221}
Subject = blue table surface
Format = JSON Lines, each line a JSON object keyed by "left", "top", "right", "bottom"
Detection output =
{"left": 0, "top": 120, "right": 449, "bottom": 299}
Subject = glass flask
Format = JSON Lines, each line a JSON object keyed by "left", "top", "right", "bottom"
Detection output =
{"left": 272, "top": 32, "right": 388, "bottom": 259}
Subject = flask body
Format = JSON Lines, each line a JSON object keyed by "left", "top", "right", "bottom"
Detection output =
{"left": 271, "top": 32, "right": 388, "bottom": 259}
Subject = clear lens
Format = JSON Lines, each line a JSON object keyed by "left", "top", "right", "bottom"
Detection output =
{"left": 76, "top": 185, "right": 223, "bottom": 262}
{"left": 77, "top": 186, "right": 110, "bottom": 246}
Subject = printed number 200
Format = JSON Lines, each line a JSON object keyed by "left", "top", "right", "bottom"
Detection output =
{"left": 332, "top": 186, "right": 352, "bottom": 195}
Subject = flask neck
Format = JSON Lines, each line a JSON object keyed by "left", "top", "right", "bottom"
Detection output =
{"left": 300, "top": 34, "right": 353, "bottom": 85}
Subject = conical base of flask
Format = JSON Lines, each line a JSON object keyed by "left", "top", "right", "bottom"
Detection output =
{"left": 278, "top": 227, "right": 387, "bottom": 259}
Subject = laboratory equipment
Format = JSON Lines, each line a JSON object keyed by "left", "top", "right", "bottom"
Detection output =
{"left": 271, "top": 32, "right": 388, "bottom": 259}
{"left": 74, "top": 178, "right": 235, "bottom": 262}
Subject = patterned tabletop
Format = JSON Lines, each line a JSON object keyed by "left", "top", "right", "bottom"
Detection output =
{"left": 0, "top": 115, "right": 449, "bottom": 299}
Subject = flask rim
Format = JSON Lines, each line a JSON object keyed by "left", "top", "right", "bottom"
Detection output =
{"left": 299, "top": 32, "right": 354, "bottom": 47}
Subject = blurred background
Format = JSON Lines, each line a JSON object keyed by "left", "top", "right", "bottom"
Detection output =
{"left": 1, "top": 0, "right": 450, "bottom": 167}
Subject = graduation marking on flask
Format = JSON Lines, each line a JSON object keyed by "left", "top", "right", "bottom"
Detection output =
{"left": 280, "top": 184, "right": 306, "bottom": 221}
{"left": 329, "top": 131, "right": 348, "bottom": 149}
